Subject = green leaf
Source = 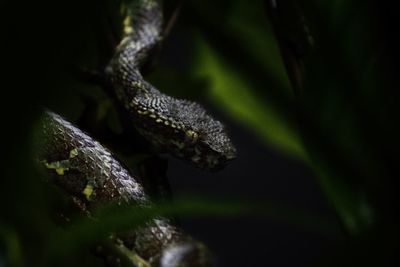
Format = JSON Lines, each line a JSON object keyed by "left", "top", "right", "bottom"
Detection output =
{"left": 191, "top": 35, "right": 305, "bottom": 158}
{"left": 0, "top": 226, "right": 24, "bottom": 267}
{"left": 46, "top": 196, "right": 340, "bottom": 262}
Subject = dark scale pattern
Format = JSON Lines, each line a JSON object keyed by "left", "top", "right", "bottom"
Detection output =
{"left": 39, "top": 111, "right": 212, "bottom": 266}
{"left": 40, "top": 111, "right": 147, "bottom": 204}
{"left": 106, "top": 0, "right": 236, "bottom": 170}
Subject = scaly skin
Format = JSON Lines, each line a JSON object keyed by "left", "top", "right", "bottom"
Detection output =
{"left": 39, "top": 111, "right": 212, "bottom": 267}
{"left": 106, "top": 0, "right": 236, "bottom": 170}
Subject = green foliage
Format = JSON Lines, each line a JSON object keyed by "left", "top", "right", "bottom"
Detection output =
{"left": 192, "top": 36, "right": 305, "bottom": 157}
{"left": 1, "top": 0, "right": 398, "bottom": 266}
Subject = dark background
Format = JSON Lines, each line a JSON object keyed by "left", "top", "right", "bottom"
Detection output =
{"left": 168, "top": 115, "right": 338, "bottom": 267}
{"left": 1, "top": 0, "right": 399, "bottom": 266}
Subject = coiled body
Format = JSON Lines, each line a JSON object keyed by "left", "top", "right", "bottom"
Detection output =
{"left": 107, "top": 0, "right": 236, "bottom": 170}
{"left": 39, "top": 111, "right": 211, "bottom": 267}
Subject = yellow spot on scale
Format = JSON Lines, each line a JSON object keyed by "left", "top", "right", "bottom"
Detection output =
{"left": 186, "top": 130, "right": 199, "bottom": 141}
{"left": 45, "top": 161, "right": 68, "bottom": 176}
{"left": 83, "top": 184, "right": 94, "bottom": 200}
{"left": 156, "top": 118, "right": 163, "bottom": 123}
{"left": 69, "top": 148, "right": 78, "bottom": 158}
{"left": 150, "top": 114, "right": 157, "bottom": 119}
{"left": 123, "top": 16, "right": 133, "bottom": 34}
{"left": 55, "top": 168, "right": 65, "bottom": 175}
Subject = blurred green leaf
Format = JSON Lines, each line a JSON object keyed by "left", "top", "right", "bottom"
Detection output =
{"left": 46, "top": 195, "right": 339, "bottom": 262}
{"left": 191, "top": 35, "right": 305, "bottom": 157}
{"left": 187, "top": 0, "right": 384, "bottom": 235}
{"left": 308, "top": 159, "right": 374, "bottom": 235}
{"left": 296, "top": 0, "right": 388, "bottom": 234}
{"left": 227, "top": 0, "right": 292, "bottom": 92}
{"left": 0, "top": 226, "right": 23, "bottom": 267}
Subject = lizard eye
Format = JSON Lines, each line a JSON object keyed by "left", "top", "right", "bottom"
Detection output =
{"left": 185, "top": 130, "right": 199, "bottom": 143}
